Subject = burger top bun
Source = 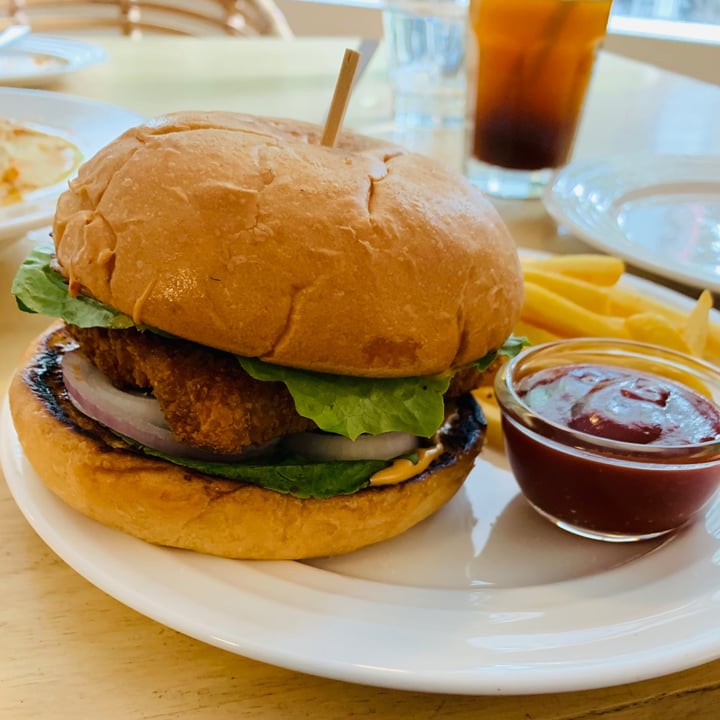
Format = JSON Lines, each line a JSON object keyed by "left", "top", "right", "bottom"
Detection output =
{"left": 53, "top": 111, "right": 523, "bottom": 378}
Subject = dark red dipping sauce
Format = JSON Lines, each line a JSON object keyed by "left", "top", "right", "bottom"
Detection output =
{"left": 518, "top": 364, "right": 720, "bottom": 447}
{"left": 502, "top": 363, "right": 720, "bottom": 537}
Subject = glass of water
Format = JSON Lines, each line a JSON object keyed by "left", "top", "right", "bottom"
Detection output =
{"left": 383, "top": 0, "right": 469, "bottom": 129}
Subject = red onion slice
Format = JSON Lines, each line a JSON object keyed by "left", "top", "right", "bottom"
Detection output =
{"left": 62, "top": 350, "right": 248, "bottom": 461}
{"left": 282, "top": 429, "right": 418, "bottom": 461}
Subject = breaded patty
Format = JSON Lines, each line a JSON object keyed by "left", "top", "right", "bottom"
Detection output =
{"left": 69, "top": 326, "right": 315, "bottom": 454}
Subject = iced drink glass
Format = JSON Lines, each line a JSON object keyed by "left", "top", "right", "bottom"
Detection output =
{"left": 383, "top": 0, "right": 468, "bottom": 129}
{"left": 465, "top": 0, "right": 612, "bottom": 199}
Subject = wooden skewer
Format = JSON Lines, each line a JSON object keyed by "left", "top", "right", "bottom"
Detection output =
{"left": 320, "top": 48, "right": 361, "bottom": 148}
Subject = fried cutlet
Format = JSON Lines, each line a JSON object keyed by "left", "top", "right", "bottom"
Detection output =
{"left": 69, "top": 326, "right": 315, "bottom": 455}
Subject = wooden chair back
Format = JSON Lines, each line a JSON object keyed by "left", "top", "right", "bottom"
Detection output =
{"left": 4, "top": 0, "right": 293, "bottom": 38}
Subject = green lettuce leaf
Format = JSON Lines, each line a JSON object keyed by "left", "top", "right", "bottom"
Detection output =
{"left": 125, "top": 438, "right": 389, "bottom": 499}
{"left": 472, "top": 335, "right": 529, "bottom": 372}
{"left": 239, "top": 357, "right": 451, "bottom": 441}
{"left": 12, "top": 243, "right": 135, "bottom": 329}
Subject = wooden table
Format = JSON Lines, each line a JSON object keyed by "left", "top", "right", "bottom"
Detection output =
{"left": 2, "top": 37, "right": 720, "bottom": 719}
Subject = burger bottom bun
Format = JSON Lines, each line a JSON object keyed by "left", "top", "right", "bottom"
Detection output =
{"left": 9, "top": 325, "right": 487, "bottom": 560}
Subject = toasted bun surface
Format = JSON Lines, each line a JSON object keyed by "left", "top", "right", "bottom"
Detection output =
{"left": 53, "top": 111, "right": 523, "bottom": 377}
{"left": 9, "top": 325, "right": 486, "bottom": 560}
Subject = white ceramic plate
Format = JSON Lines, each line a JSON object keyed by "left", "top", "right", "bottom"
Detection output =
{"left": 0, "top": 88, "right": 143, "bottom": 244}
{"left": 543, "top": 155, "right": 720, "bottom": 294}
{"left": 4, "top": 275, "right": 720, "bottom": 696}
{"left": 0, "top": 34, "right": 105, "bottom": 88}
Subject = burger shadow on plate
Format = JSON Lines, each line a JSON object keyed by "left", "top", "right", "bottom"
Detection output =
{"left": 309, "top": 450, "right": 668, "bottom": 590}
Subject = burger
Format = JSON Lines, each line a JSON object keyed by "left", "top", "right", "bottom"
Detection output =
{"left": 9, "top": 111, "right": 524, "bottom": 560}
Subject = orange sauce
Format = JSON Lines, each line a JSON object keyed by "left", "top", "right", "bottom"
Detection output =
{"left": 370, "top": 443, "right": 444, "bottom": 486}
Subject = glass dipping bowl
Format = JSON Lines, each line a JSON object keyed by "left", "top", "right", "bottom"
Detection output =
{"left": 494, "top": 338, "right": 720, "bottom": 542}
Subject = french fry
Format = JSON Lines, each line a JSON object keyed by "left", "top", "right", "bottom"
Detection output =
{"left": 522, "top": 269, "right": 612, "bottom": 315}
{"left": 607, "top": 286, "right": 691, "bottom": 320}
{"left": 521, "top": 254, "right": 625, "bottom": 286}
{"left": 472, "top": 386, "right": 504, "bottom": 450}
{"left": 624, "top": 313, "right": 694, "bottom": 355}
{"left": 683, "top": 289, "right": 712, "bottom": 358}
{"left": 607, "top": 286, "right": 719, "bottom": 360}
{"left": 522, "top": 282, "right": 630, "bottom": 339}
{"left": 704, "top": 325, "right": 720, "bottom": 363}
{"left": 519, "top": 257, "right": 718, "bottom": 362}
{"left": 513, "top": 319, "right": 560, "bottom": 346}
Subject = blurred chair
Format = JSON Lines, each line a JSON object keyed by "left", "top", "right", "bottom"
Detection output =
{"left": 3, "top": 0, "right": 293, "bottom": 38}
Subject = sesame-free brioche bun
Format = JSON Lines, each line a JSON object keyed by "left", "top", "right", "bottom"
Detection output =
{"left": 9, "top": 325, "right": 486, "bottom": 560}
{"left": 53, "top": 111, "right": 523, "bottom": 377}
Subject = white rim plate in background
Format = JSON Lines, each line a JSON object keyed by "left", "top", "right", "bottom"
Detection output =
{"left": 0, "top": 88, "right": 143, "bottom": 244}
{"left": 0, "top": 34, "right": 106, "bottom": 87}
{"left": 543, "top": 154, "right": 720, "bottom": 294}
{"left": 3, "top": 274, "right": 720, "bottom": 696}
